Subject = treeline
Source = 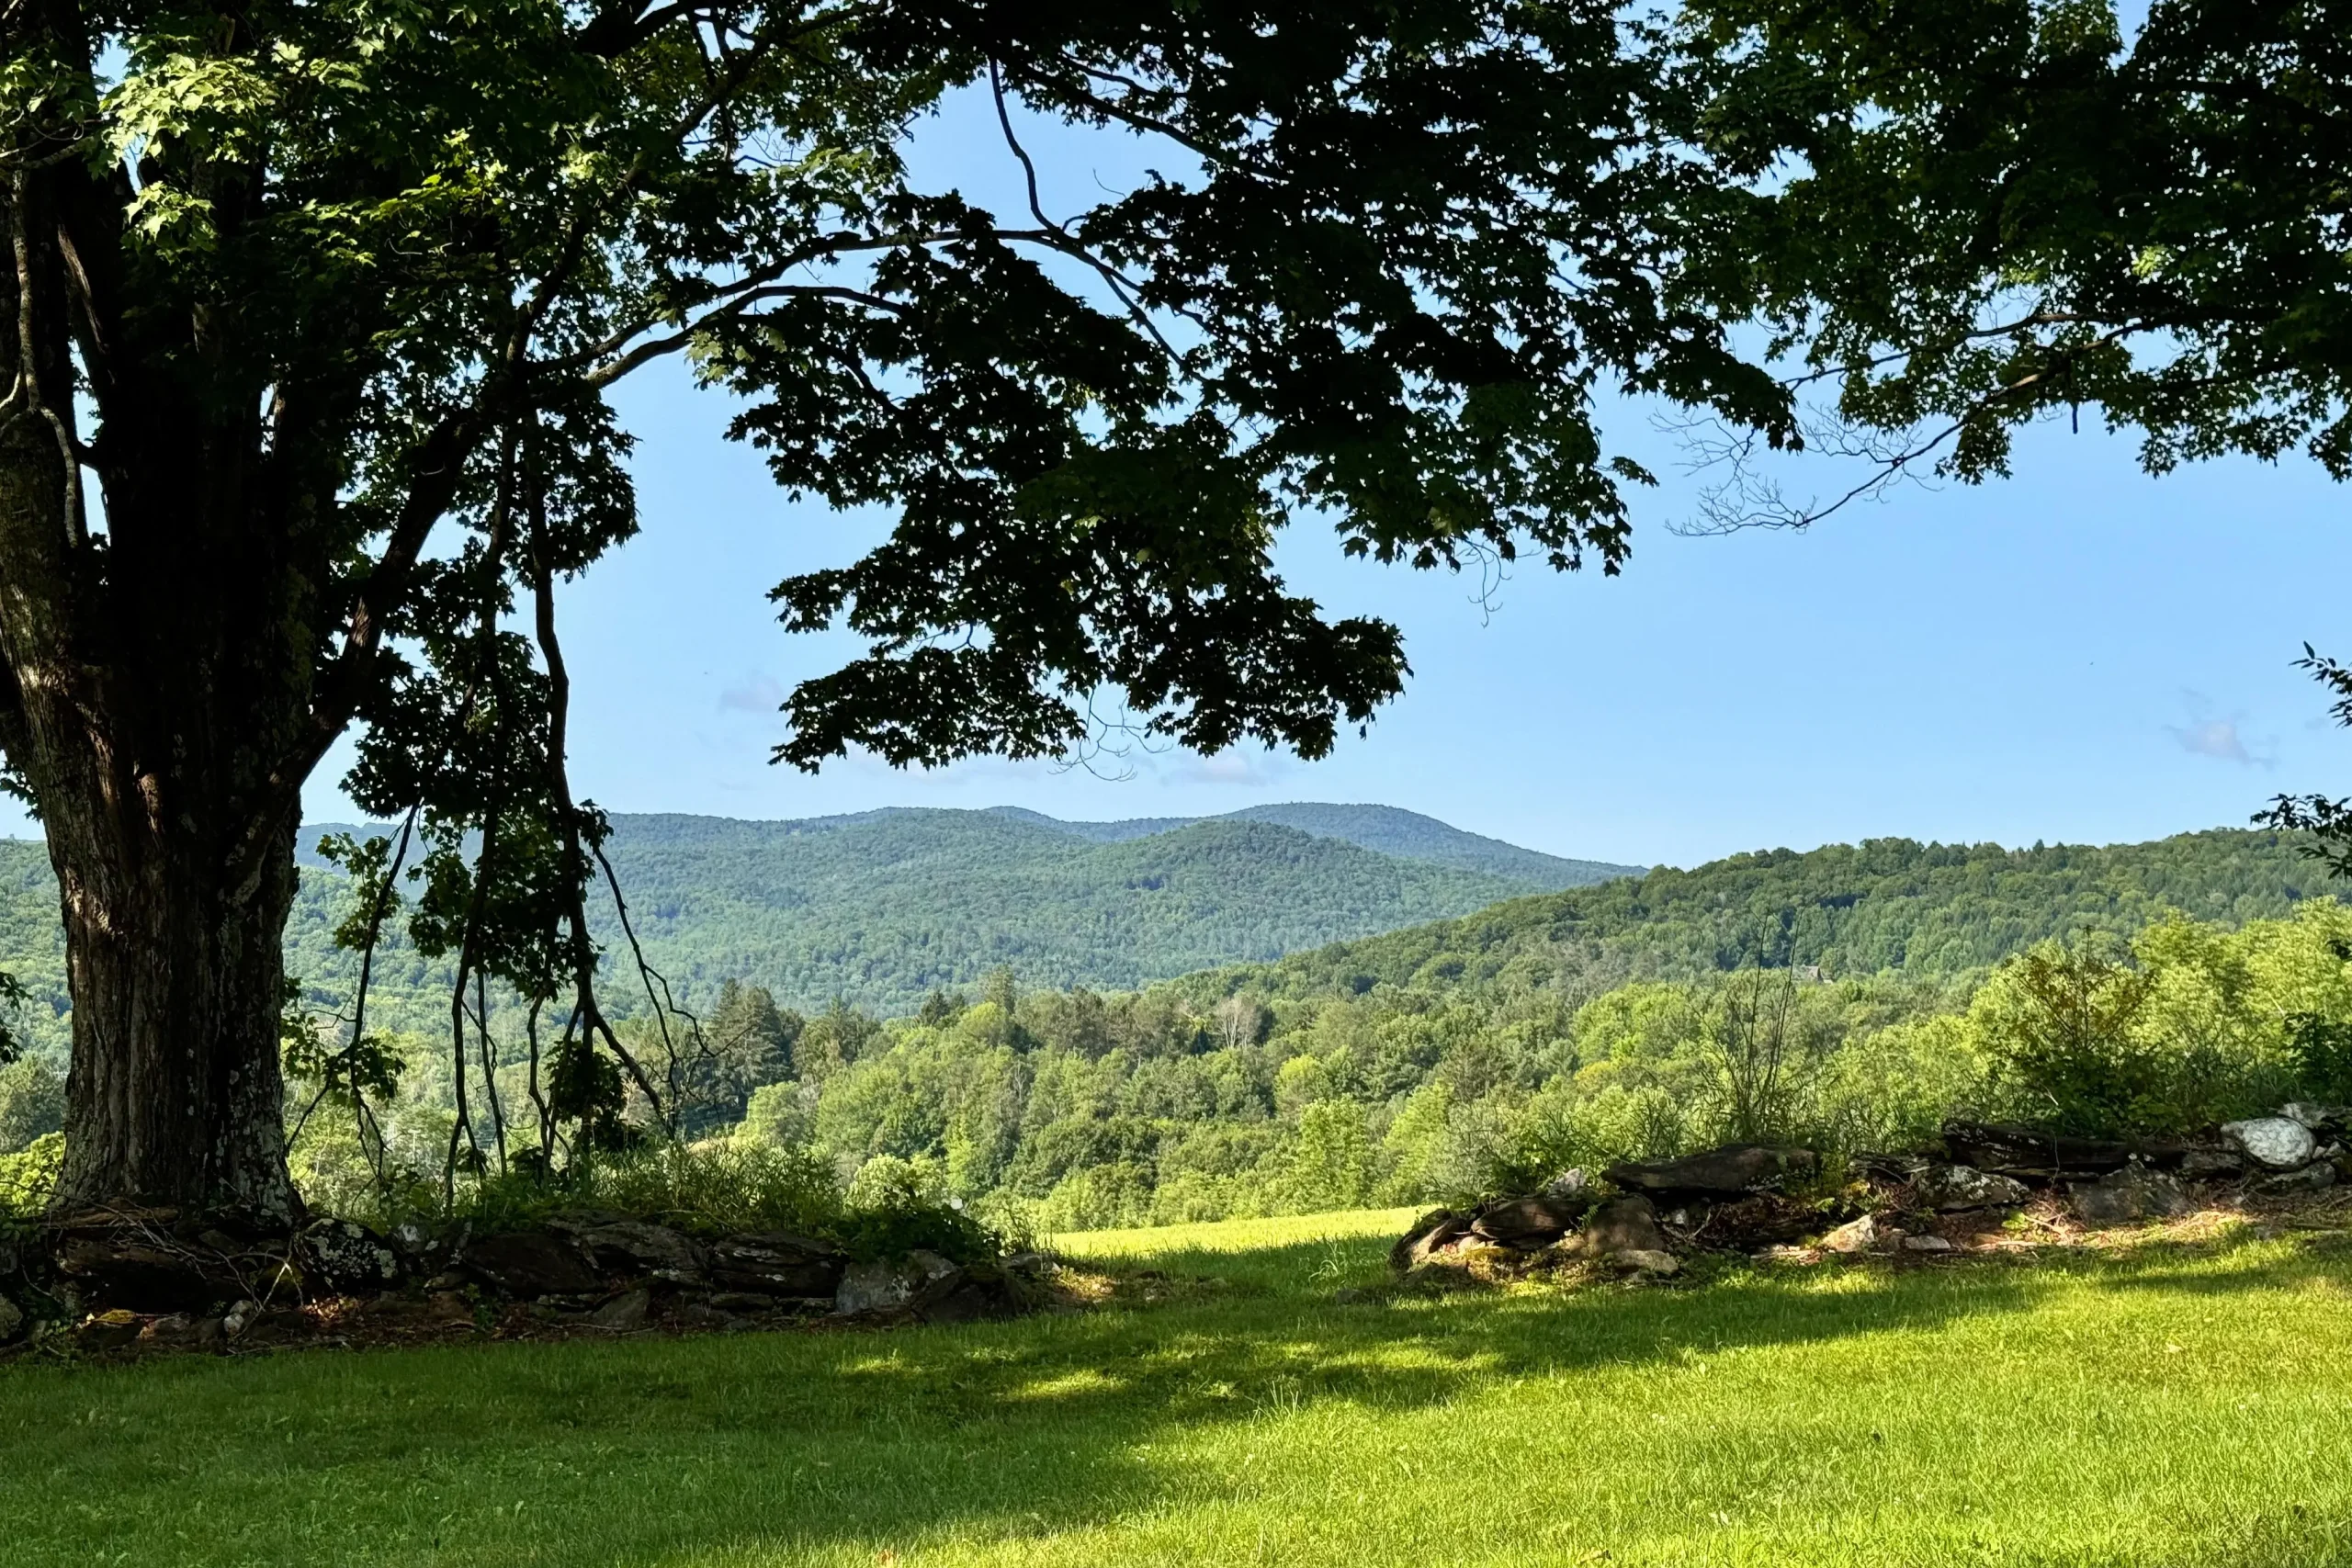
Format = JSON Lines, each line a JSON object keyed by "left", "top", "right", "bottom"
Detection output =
{"left": 255, "top": 897, "right": 2352, "bottom": 1235}
{"left": 3, "top": 826, "right": 2342, "bottom": 1235}
{"left": 704, "top": 898, "right": 2352, "bottom": 1232}
{"left": 1171, "top": 829, "right": 2323, "bottom": 1007}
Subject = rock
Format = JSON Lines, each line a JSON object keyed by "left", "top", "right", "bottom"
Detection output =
{"left": 300, "top": 1219, "right": 402, "bottom": 1293}
{"left": 1912, "top": 1164, "right": 2031, "bottom": 1212}
{"left": 141, "top": 1313, "right": 196, "bottom": 1344}
{"left": 1815, "top": 1222, "right": 1871, "bottom": 1259}
{"left": 1603, "top": 1145, "right": 1819, "bottom": 1197}
{"left": 2071, "top": 1165, "right": 2190, "bottom": 1224}
{"left": 2280, "top": 1102, "right": 2345, "bottom": 1132}
{"left": 1820, "top": 1216, "right": 1877, "bottom": 1254}
{"left": 1702, "top": 1193, "right": 1822, "bottom": 1246}
{"left": 78, "top": 1309, "right": 142, "bottom": 1350}
{"left": 1757, "top": 1245, "right": 1820, "bottom": 1264}
{"left": 1389, "top": 1210, "right": 1471, "bottom": 1271}
{"left": 53, "top": 1236, "right": 232, "bottom": 1314}
{"left": 461, "top": 1232, "right": 600, "bottom": 1298}
{"left": 1613, "top": 1249, "right": 1679, "bottom": 1276}
{"left": 2256, "top": 1160, "right": 2338, "bottom": 1194}
{"left": 678, "top": 1302, "right": 737, "bottom": 1330}
{"left": 578, "top": 1221, "right": 707, "bottom": 1283}
{"left": 1901, "top": 1234, "right": 1954, "bottom": 1253}
{"left": 1469, "top": 1194, "right": 1582, "bottom": 1250}
{"left": 1540, "top": 1168, "right": 1590, "bottom": 1201}
{"left": 0, "top": 1293, "right": 22, "bottom": 1343}
{"left": 1001, "top": 1252, "right": 1051, "bottom": 1277}
{"left": 2178, "top": 1147, "right": 2245, "bottom": 1179}
{"left": 910, "top": 1258, "right": 1038, "bottom": 1324}
{"left": 709, "top": 1233, "right": 846, "bottom": 1297}
{"left": 1940, "top": 1121, "right": 2186, "bottom": 1179}
{"left": 834, "top": 1259, "right": 922, "bottom": 1315}
{"left": 2223, "top": 1117, "right": 2317, "bottom": 1171}
{"left": 707, "top": 1291, "right": 775, "bottom": 1313}
{"left": 1561, "top": 1195, "right": 1669, "bottom": 1260}
{"left": 221, "top": 1299, "right": 260, "bottom": 1337}
{"left": 588, "top": 1287, "right": 651, "bottom": 1331}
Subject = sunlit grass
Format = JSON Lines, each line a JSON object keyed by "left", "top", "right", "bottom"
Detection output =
{"left": 1050, "top": 1205, "right": 1420, "bottom": 1257}
{"left": 4, "top": 1213, "right": 2351, "bottom": 1565}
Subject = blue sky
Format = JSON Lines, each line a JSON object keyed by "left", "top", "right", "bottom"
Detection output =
{"left": 45, "top": 77, "right": 2346, "bottom": 871}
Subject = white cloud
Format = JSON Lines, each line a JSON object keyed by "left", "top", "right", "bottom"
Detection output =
{"left": 2166, "top": 694, "right": 2274, "bottom": 767}
{"left": 718, "top": 671, "right": 787, "bottom": 714}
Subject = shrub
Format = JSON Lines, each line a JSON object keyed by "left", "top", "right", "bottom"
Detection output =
{"left": 0, "top": 1131, "right": 62, "bottom": 1218}
{"left": 839, "top": 1152, "right": 1001, "bottom": 1261}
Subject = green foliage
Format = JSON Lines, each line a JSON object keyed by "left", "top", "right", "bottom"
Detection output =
{"left": 672, "top": 897, "right": 2352, "bottom": 1232}
{"left": 1176, "top": 829, "right": 2323, "bottom": 1008}
{"left": 0, "top": 1055, "right": 63, "bottom": 1156}
{"left": 1677, "top": 0, "right": 2352, "bottom": 521}
{"left": 447, "top": 1143, "right": 842, "bottom": 1242}
{"left": 838, "top": 1154, "right": 1002, "bottom": 1265}
{"left": 0, "top": 1131, "right": 62, "bottom": 1218}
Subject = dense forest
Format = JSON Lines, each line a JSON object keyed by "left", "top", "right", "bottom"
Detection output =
{"left": 229, "top": 827, "right": 2352, "bottom": 1230}
{"left": 0, "top": 805, "right": 1634, "bottom": 1057}
{"left": 3, "top": 822, "right": 2336, "bottom": 1235}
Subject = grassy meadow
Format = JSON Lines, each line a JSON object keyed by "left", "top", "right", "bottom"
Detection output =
{"left": 5, "top": 1209, "right": 2352, "bottom": 1565}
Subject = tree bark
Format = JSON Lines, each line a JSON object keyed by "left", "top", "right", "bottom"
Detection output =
{"left": 0, "top": 150, "right": 314, "bottom": 1224}
{"left": 47, "top": 807, "right": 301, "bottom": 1223}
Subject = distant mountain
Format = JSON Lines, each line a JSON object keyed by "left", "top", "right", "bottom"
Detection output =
{"left": 986, "top": 802, "right": 1639, "bottom": 889}
{"left": 0, "top": 801, "right": 1620, "bottom": 1043}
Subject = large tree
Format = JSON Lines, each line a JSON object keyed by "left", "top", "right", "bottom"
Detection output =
{"left": 1668, "top": 0, "right": 2351, "bottom": 525}
{"left": 0, "top": 2, "right": 1788, "bottom": 1217}
{"left": 1661, "top": 0, "right": 2352, "bottom": 874}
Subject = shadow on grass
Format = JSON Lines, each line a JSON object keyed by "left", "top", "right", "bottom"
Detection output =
{"left": 0, "top": 1220, "right": 2346, "bottom": 1566}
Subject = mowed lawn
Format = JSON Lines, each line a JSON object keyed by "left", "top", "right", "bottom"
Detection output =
{"left": 4, "top": 1211, "right": 2352, "bottom": 1567}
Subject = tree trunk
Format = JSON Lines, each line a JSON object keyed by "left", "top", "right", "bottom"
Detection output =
{"left": 47, "top": 806, "right": 301, "bottom": 1223}
{"left": 0, "top": 168, "right": 314, "bottom": 1224}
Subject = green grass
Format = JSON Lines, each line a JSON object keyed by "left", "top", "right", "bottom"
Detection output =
{"left": 6, "top": 1213, "right": 2352, "bottom": 1565}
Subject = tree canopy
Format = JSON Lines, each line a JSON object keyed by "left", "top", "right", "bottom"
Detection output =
{"left": 6, "top": 0, "right": 2350, "bottom": 1213}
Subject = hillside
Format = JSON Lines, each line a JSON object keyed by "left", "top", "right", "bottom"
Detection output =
{"left": 1165, "top": 829, "right": 2330, "bottom": 1006}
{"left": 548, "top": 810, "right": 1570, "bottom": 1013}
{"left": 0, "top": 804, "right": 1621, "bottom": 1049}
{"left": 989, "top": 802, "right": 1638, "bottom": 888}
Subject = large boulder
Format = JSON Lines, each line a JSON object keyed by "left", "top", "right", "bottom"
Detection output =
{"left": 2070, "top": 1165, "right": 2191, "bottom": 1225}
{"left": 300, "top": 1220, "right": 403, "bottom": 1294}
{"left": 462, "top": 1232, "right": 601, "bottom": 1298}
{"left": 710, "top": 1233, "right": 845, "bottom": 1298}
{"left": 2222, "top": 1117, "right": 2317, "bottom": 1172}
{"left": 1912, "top": 1165, "right": 2031, "bottom": 1212}
{"left": 576, "top": 1220, "right": 707, "bottom": 1282}
{"left": 834, "top": 1250, "right": 959, "bottom": 1315}
{"left": 1390, "top": 1210, "right": 1471, "bottom": 1272}
{"left": 1603, "top": 1145, "right": 1817, "bottom": 1198}
{"left": 909, "top": 1258, "right": 1042, "bottom": 1324}
{"left": 1469, "top": 1195, "right": 1583, "bottom": 1251}
{"left": 1560, "top": 1195, "right": 1668, "bottom": 1261}
{"left": 0, "top": 1292, "right": 22, "bottom": 1344}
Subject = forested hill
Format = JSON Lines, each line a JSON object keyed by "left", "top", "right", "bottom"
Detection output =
{"left": 516, "top": 809, "right": 1606, "bottom": 1014}
{"left": 0, "top": 804, "right": 1633, "bottom": 1050}
{"left": 983, "top": 803, "right": 1634, "bottom": 887}
{"left": 1163, "top": 829, "right": 2334, "bottom": 1006}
